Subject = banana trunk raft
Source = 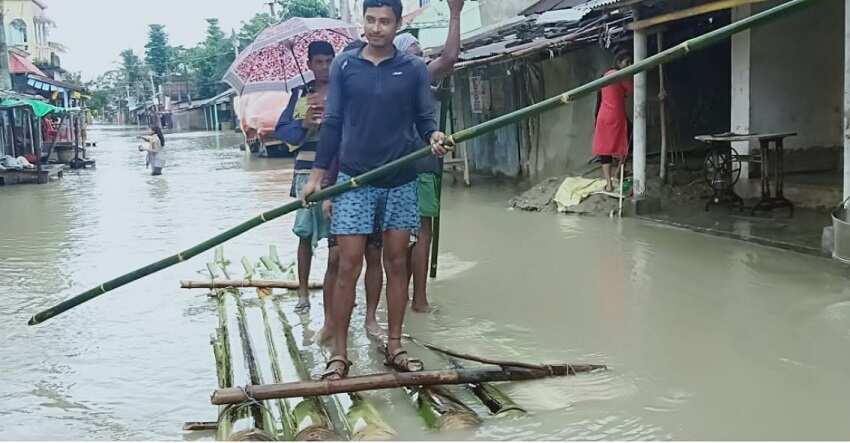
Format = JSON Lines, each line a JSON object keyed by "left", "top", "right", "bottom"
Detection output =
{"left": 183, "top": 247, "right": 605, "bottom": 440}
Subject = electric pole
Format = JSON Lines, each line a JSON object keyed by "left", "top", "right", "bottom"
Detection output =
{"left": 328, "top": 0, "right": 339, "bottom": 19}
{"left": 231, "top": 29, "right": 240, "bottom": 59}
{"left": 265, "top": 1, "right": 276, "bottom": 17}
{"left": 0, "top": 0, "right": 13, "bottom": 91}
{"left": 341, "top": 0, "right": 352, "bottom": 24}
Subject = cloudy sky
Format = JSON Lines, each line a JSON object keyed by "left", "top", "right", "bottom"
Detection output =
{"left": 49, "top": 0, "right": 271, "bottom": 81}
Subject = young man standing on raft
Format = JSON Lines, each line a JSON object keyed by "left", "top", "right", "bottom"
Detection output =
{"left": 318, "top": 0, "right": 466, "bottom": 342}
{"left": 301, "top": 0, "right": 449, "bottom": 379}
{"left": 275, "top": 41, "right": 336, "bottom": 313}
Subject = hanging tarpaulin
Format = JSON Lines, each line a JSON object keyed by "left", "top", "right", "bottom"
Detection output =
{"left": 27, "top": 76, "right": 67, "bottom": 93}
{"left": 0, "top": 99, "right": 66, "bottom": 118}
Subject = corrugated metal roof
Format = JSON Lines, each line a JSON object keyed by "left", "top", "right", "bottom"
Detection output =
{"left": 523, "top": 0, "right": 640, "bottom": 15}
{"left": 580, "top": 0, "right": 641, "bottom": 11}
{"left": 522, "top": 0, "right": 588, "bottom": 15}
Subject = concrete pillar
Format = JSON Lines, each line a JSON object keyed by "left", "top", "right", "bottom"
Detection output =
{"left": 203, "top": 106, "right": 209, "bottom": 131}
{"left": 731, "top": 5, "right": 752, "bottom": 179}
{"left": 213, "top": 103, "right": 220, "bottom": 131}
{"left": 633, "top": 27, "right": 648, "bottom": 199}
{"left": 845, "top": 0, "right": 850, "bottom": 200}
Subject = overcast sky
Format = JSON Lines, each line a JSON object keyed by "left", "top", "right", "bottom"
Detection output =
{"left": 49, "top": 0, "right": 272, "bottom": 81}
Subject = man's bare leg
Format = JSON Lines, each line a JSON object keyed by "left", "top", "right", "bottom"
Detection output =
{"left": 383, "top": 230, "right": 417, "bottom": 365}
{"left": 328, "top": 235, "right": 367, "bottom": 375}
{"left": 364, "top": 245, "right": 386, "bottom": 337}
{"left": 318, "top": 246, "right": 339, "bottom": 345}
{"left": 410, "top": 217, "right": 433, "bottom": 313}
{"left": 296, "top": 238, "right": 313, "bottom": 312}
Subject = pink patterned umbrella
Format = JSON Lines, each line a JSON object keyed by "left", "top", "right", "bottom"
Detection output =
{"left": 224, "top": 17, "right": 360, "bottom": 94}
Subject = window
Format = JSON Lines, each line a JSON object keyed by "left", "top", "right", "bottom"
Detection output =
{"left": 9, "top": 19, "right": 28, "bottom": 47}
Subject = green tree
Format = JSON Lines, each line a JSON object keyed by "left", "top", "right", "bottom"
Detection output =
{"left": 276, "top": 0, "right": 329, "bottom": 20}
{"left": 144, "top": 24, "right": 171, "bottom": 86}
{"left": 87, "top": 70, "right": 122, "bottom": 118}
{"left": 189, "top": 19, "right": 235, "bottom": 98}
{"left": 119, "top": 49, "right": 144, "bottom": 85}
{"left": 236, "top": 12, "right": 277, "bottom": 50}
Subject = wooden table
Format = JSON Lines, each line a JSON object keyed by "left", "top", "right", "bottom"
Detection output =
{"left": 695, "top": 132, "right": 797, "bottom": 216}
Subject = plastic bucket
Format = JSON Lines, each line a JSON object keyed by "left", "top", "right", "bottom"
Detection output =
{"left": 832, "top": 197, "right": 850, "bottom": 264}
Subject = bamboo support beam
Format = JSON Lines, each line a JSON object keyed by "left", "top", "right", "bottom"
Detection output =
{"left": 212, "top": 364, "right": 605, "bottom": 405}
{"left": 447, "top": 358, "right": 526, "bottom": 417}
{"left": 27, "top": 0, "right": 816, "bottom": 326}
{"left": 378, "top": 342, "right": 481, "bottom": 431}
{"left": 255, "top": 255, "right": 396, "bottom": 440}
{"left": 209, "top": 260, "right": 276, "bottom": 441}
{"left": 214, "top": 252, "right": 281, "bottom": 439}
{"left": 181, "top": 279, "right": 322, "bottom": 290}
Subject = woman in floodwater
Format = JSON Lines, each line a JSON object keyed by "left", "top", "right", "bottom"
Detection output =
{"left": 139, "top": 125, "right": 166, "bottom": 176}
{"left": 593, "top": 50, "right": 633, "bottom": 192}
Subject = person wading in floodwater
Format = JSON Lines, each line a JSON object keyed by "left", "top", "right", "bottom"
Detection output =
{"left": 301, "top": 0, "right": 449, "bottom": 379}
{"left": 138, "top": 125, "right": 165, "bottom": 176}
{"left": 275, "top": 41, "right": 336, "bottom": 313}
{"left": 592, "top": 50, "right": 633, "bottom": 192}
{"left": 394, "top": 0, "right": 465, "bottom": 314}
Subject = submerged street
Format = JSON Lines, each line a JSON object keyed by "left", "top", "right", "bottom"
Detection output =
{"left": 2, "top": 127, "right": 850, "bottom": 439}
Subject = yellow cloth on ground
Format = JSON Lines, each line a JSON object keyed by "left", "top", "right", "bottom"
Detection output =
{"left": 553, "top": 177, "right": 607, "bottom": 211}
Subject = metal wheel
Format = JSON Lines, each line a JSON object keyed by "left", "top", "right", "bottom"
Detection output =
{"left": 704, "top": 147, "right": 741, "bottom": 192}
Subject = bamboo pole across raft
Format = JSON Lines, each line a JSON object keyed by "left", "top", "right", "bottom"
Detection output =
{"left": 27, "top": 0, "right": 815, "bottom": 326}
{"left": 212, "top": 364, "right": 605, "bottom": 405}
{"left": 180, "top": 279, "right": 323, "bottom": 290}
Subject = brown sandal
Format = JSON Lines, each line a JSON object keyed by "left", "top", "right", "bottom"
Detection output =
{"left": 321, "top": 355, "right": 351, "bottom": 381}
{"left": 383, "top": 338, "right": 424, "bottom": 372}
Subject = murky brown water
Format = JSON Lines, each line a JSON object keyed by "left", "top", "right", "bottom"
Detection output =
{"left": 2, "top": 126, "right": 850, "bottom": 440}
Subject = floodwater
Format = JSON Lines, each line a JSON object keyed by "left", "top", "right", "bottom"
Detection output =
{"left": 2, "top": 126, "right": 850, "bottom": 440}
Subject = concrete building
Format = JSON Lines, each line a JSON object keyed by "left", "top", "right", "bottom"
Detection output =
{"left": 3, "top": 0, "right": 63, "bottom": 66}
{"left": 478, "top": 0, "right": 539, "bottom": 26}
{"left": 337, "top": 0, "right": 424, "bottom": 24}
{"left": 2, "top": 0, "right": 80, "bottom": 107}
{"left": 402, "top": 0, "right": 482, "bottom": 49}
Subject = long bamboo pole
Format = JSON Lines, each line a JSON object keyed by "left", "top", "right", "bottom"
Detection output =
{"left": 27, "top": 0, "right": 815, "bottom": 326}
{"left": 212, "top": 364, "right": 605, "bottom": 405}
{"left": 430, "top": 88, "right": 452, "bottom": 279}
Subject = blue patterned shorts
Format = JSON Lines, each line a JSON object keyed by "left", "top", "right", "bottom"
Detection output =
{"left": 331, "top": 173, "right": 420, "bottom": 236}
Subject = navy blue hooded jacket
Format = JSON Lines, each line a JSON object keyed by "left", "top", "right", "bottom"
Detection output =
{"left": 315, "top": 47, "right": 437, "bottom": 188}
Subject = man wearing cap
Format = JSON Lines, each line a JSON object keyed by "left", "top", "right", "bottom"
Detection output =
{"left": 301, "top": 0, "right": 449, "bottom": 379}
{"left": 275, "top": 40, "right": 336, "bottom": 313}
